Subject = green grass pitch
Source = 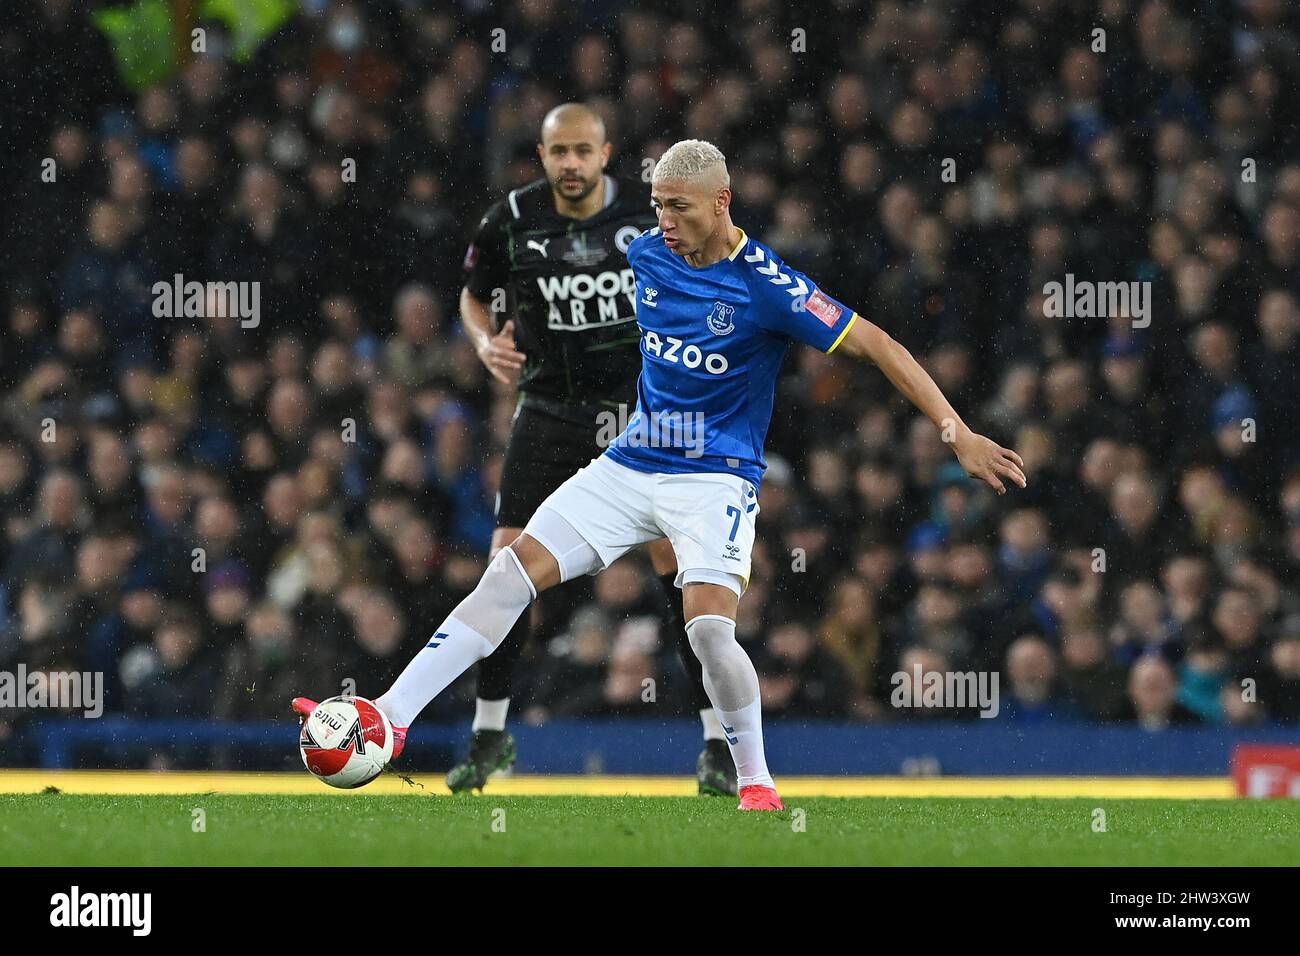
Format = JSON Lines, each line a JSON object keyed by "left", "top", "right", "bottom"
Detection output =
{"left": 4, "top": 794, "right": 1298, "bottom": 866}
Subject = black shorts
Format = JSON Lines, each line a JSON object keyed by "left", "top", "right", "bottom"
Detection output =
{"left": 495, "top": 398, "right": 607, "bottom": 528}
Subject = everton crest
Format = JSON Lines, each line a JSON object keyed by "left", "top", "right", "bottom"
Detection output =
{"left": 707, "top": 301, "right": 735, "bottom": 336}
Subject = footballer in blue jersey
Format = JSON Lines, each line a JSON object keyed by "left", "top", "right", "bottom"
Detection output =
{"left": 606, "top": 223, "right": 858, "bottom": 489}
{"left": 314, "top": 140, "right": 1026, "bottom": 812}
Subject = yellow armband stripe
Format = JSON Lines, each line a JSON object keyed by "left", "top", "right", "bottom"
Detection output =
{"left": 826, "top": 312, "right": 858, "bottom": 354}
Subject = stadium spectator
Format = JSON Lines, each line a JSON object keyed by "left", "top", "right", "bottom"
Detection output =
{"left": 1258, "top": 617, "right": 1300, "bottom": 723}
{"left": 121, "top": 606, "right": 220, "bottom": 720}
{"left": 1000, "top": 634, "right": 1080, "bottom": 722}
{"left": 756, "top": 620, "right": 853, "bottom": 719}
{"left": 520, "top": 605, "right": 612, "bottom": 723}
{"left": 1125, "top": 655, "right": 1203, "bottom": 729}
{"left": 1059, "top": 627, "right": 1128, "bottom": 721}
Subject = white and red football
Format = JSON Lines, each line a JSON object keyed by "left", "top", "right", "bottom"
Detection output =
{"left": 299, "top": 696, "right": 394, "bottom": 789}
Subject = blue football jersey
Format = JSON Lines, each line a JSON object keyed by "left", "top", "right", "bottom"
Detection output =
{"left": 604, "top": 226, "right": 858, "bottom": 488}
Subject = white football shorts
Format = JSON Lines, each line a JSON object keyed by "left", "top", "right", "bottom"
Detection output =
{"left": 521, "top": 453, "right": 759, "bottom": 597}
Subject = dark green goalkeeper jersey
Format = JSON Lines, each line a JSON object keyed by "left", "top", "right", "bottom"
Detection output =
{"left": 462, "top": 175, "right": 658, "bottom": 419}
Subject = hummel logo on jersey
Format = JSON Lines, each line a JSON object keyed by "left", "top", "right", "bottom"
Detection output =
{"left": 641, "top": 287, "right": 659, "bottom": 307}
{"left": 707, "top": 300, "right": 735, "bottom": 335}
{"left": 724, "top": 543, "right": 741, "bottom": 560}
{"left": 527, "top": 238, "right": 551, "bottom": 257}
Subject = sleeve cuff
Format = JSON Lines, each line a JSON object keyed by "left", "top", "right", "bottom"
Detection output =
{"left": 826, "top": 312, "right": 858, "bottom": 354}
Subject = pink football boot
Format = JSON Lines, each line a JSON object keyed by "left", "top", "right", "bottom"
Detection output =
{"left": 738, "top": 784, "right": 785, "bottom": 811}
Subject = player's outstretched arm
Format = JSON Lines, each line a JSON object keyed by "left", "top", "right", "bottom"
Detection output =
{"left": 460, "top": 286, "right": 526, "bottom": 385}
{"left": 834, "top": 316, "right": 1027, "bottom": 496}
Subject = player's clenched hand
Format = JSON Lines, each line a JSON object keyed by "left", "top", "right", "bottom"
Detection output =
{"left": 952, "top": 431, "right": 1027, "bottom": 496}
{"left": 476, "top": 319, "right": 526, "bottom": 385}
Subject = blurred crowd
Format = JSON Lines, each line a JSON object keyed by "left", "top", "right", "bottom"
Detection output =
{"left": 3, "top": 0, "right": 1300, "bottom": 763}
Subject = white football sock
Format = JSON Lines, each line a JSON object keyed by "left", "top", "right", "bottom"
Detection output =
{"left": 473, "top": 697, "right": 510, "bottom": 732}
{"left": 375, "top": 548, "right": 536, "bottom": 728}
{"left": 686, "top": 615, "right": 774, "bottom": 789}
{"left": 700, "top": 707, "right": 725, "bottom": 742}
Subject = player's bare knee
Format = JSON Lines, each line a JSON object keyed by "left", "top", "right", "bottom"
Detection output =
{"left": 682, "top": 581, "right": 739, "bottom": 622}
{"left": 506, "top": 532, "right": 562, "bottom": 592}
{"left": 489, "top": 526, "right": 524, "bottom": 559}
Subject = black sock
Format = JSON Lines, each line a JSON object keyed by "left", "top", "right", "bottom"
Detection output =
{"left": 659, "top": 572, "right": 713, "bottom": 712}
{"left": 475, "top": 610, "right": 529, "bottom": 702}
{"left": 476, "top": 577, "right": 594, "bottom": 702}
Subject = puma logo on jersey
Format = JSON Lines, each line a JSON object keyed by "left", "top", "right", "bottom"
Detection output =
{"left": 527, "top": 238, "right": 551, "bottom": 257}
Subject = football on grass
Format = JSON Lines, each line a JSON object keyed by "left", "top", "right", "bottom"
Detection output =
{"left": 299, "top": 696, "right": 394, "bottom": 789}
